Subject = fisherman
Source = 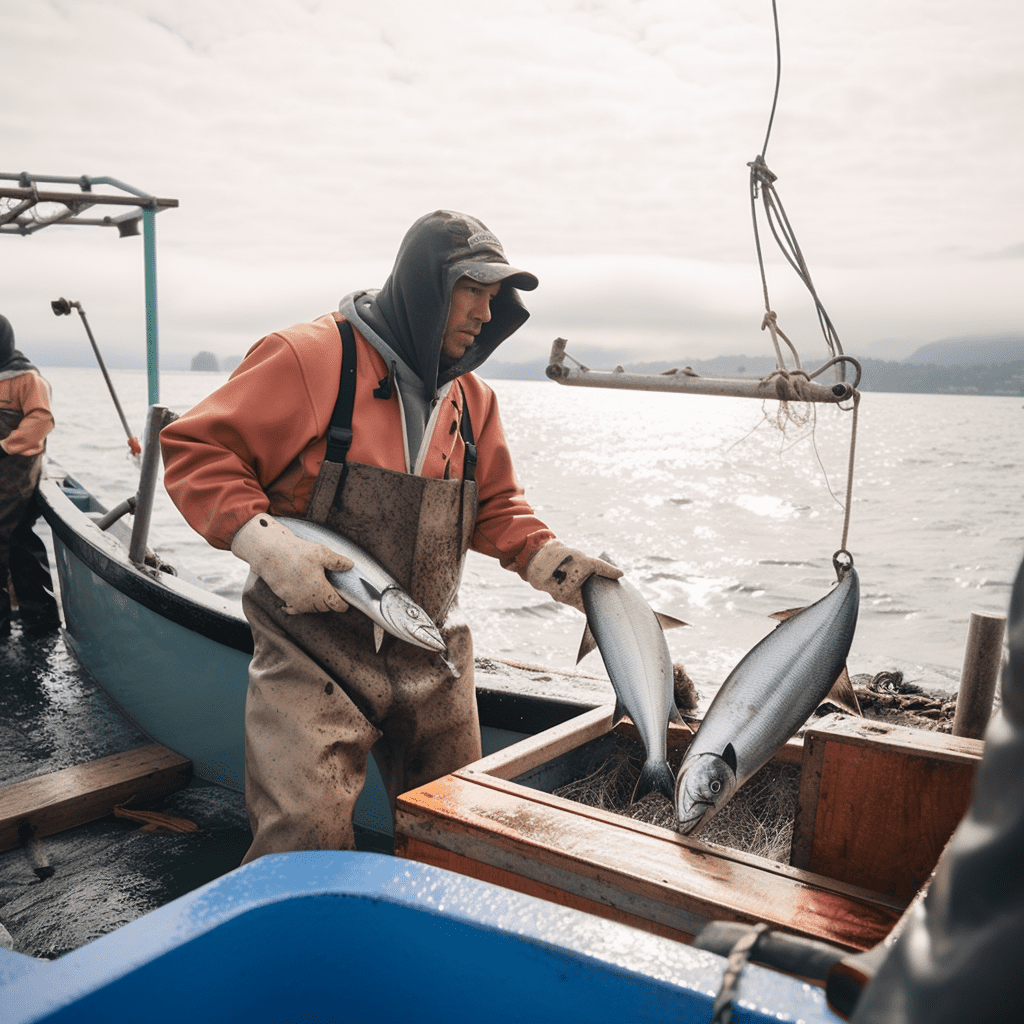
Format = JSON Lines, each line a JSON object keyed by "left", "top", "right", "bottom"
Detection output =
{"left": 161, "top": 210, "right": 620, "bottom": 861}
{"left": 0, "top": 313, "right": 61, "bottom": 639}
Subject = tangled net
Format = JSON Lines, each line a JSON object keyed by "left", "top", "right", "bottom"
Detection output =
{"left": 552, "top": 734, "right": 801, "bottom": 863}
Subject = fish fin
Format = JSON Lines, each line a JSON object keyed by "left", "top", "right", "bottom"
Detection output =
{"left": 668, "top": 702, "right": 685, "bottom": 724}
{"left": 576, "top": 623, "right": 598, "bottom": 664}
{"left": 769, "top": 606, "right": 805, "bottom": 624}
{"left": 611, "top": 699, "right": 629, "bottom": 726}
{"left": 818, "top": 666, "right": 863, "bottom": 716}
{"left": 360, "top": 578, "right": 384, "bottom": 602}
{"left": 721, "top": 743, "right": 737, "bottom": 774}
{"left": 655, "top": 611, "right": 689, "bottom": 631}
{"left": 373, "top": 623, "right": 384, "bottom": 652}
{"left": 632, "top": 760, "right": 676, "bottom": 803}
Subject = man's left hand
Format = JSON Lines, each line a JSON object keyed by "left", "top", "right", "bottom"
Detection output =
{"left": 524, "top": 539, "right": 623, "bottom": 612}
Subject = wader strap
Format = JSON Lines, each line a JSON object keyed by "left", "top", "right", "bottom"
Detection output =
{"left": 459, "top": 385, "right": 477, "bottom": 483}
{"left": 326, "top": 320, "right": 357, "bottom": 464}
{"left": 305, "top": 320, "right": 357, "bottom": 521}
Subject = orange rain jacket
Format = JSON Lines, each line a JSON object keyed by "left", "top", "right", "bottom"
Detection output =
{"left": 0, "top": 371, "right": 54, "bottom": 456}
{"left": 161, "top": 313, "right": 555, "bottom": 574}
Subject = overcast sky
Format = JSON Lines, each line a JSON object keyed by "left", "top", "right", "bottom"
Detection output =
{"left": 2, "top": 0, "right": 1021, "bottom": 369}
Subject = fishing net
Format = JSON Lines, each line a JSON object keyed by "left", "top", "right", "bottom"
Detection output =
{"left": 549, "top": 668, "right": 955, "bottom": 864}
{"left": 552, "top": 734, "right": 801, "bottom": 863}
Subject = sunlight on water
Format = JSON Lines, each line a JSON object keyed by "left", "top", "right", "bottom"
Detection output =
{"left": 41, "top": 367, "right": 1024, "bottom": 704}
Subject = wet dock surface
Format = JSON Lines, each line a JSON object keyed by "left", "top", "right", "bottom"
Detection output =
{"left": 1, "top": 620, "right": 253, "bottom": 959}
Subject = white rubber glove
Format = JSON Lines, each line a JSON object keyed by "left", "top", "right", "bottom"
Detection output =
{"left": 523, "top": 540, "right": 623, "bottom": 613}
{"left": 230, "top": 512, "right": 354, "bottom": 615}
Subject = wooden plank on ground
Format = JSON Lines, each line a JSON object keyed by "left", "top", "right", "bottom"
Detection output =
{"left": 0, "top": 744, "right": 193, "bottom": 851}
{"left": 396, "top": 773, "right": 901, "bottom": 952}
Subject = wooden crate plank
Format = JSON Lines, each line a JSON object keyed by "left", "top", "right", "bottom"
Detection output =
{"left": 807, "top": 740, "right": 975, "bottom": 902}
{"left": 802, "top": 714, "right": 984, "bottom": 763}
{"left": 457, "top": 765, "right": 904, "bottom": 909}
{"left": 0, "top": 744, "right": 193, "bottom": 851}
{"left": 472, "top": 705, "right": 804, "bottom": 784}
{"left": 789, "top": 716, "right": 981, "bottom": 902}
{"left": 400, "top": 837, "right": 698, "bottom": 944}
{"left": 396, "top": 774, "right": 900, "bottom": 951}
{"left": 466, "top": 705, "right": 614, "bottom": 780}
{"left": 790, "top": 727, "right": 829, "bottom": 871}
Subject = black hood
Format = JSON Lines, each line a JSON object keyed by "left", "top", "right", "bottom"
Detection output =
{"left": 0, "top": 314, "right": 36, "bottom": 375}
{"left": 358, "top": 211, "right": 538, "bottom": 391}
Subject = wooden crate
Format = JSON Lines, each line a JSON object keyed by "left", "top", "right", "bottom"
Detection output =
{"left": 791, "top": 715, "right": 983, "bottom": 902}
{"left": 396, "top": 707, "right": 907, "bottom": 952}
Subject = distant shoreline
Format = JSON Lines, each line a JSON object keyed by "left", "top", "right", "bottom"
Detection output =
{"left": 37, "top": 355, "right": 1024, "bottom": 398}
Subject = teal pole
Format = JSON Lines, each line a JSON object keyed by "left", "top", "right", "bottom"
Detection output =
{"left": 142, "top": 206, "right": 159, "bottom": 405}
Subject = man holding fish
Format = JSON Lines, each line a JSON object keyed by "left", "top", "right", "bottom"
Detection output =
{"left": 161, "top": 211, "right": 620, "bottom": 861}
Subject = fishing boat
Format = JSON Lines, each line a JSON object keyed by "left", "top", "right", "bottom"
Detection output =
{"left": 1, "top": 172, "right": 1011, "bottom": 1023}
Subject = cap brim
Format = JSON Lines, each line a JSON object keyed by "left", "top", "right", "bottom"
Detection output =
{"left": 461, "top": 262, "right": 538, "bottom": 291}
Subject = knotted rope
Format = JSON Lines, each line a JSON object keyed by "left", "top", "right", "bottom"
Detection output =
{"left": 746, "top": 0, "right": 861, "bottom": 562}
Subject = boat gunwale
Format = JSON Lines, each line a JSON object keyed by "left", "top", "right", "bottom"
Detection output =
{"left": 36, "top": 471, "right": 598, "bottom": 733}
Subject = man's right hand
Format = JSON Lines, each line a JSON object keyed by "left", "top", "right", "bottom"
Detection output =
{"left": 230, "top": 512, "right": 354, "bottom": 615}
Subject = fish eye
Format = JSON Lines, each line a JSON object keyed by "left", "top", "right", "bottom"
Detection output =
{"left": 710, "top": 780, "right": 721, "bottom": 794}
{"left": 406, "top": 607, "right": 420, "bottom": 619}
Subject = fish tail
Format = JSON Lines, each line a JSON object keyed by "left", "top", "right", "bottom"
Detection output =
{"left": 633, "top": 759, "right": 676, "bottom": 802}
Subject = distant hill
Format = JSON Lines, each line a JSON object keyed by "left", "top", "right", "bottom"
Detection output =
{"left": 903, "top": 335, "right": 1022, "bottom": 366}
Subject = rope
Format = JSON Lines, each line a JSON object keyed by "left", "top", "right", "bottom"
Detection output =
{"left": 747, "top": 0, "right": 861, "bottom": 562}
{"left": 839, "top": 389, "right": 860, "bottom": 557}
{"left": 712, "top": 922, "right": 769, "bottom": 1024}
{"left": 749, "top": 0, "right": 846, "bottom": 384}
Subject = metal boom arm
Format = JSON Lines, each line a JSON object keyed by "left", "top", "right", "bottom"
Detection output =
{"left": 546, "top": 339, "right": 858, "bottom": 404}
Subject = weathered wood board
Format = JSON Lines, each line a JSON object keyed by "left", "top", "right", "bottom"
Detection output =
{"left": 395, "top": 707, "right": 903, "bottom": 952}
{"left": 0, "top": 744, "right": 193, "bottom": 851}
{"left": 790, "top": 716, "right": 983, "bottom": 902}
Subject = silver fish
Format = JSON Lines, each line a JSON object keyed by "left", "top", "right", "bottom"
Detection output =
{"left": 674, "top": 563, "right": 860, "bottom": 833}
{"left": 579, "top": 574, "right": 687, "bottom": 801}
{"left": 278, "top": 517, "right": 448, "bottom": 657}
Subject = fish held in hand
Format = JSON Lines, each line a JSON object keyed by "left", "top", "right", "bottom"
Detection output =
{"left": 579, "top": 573, "right": 688, "bottom": 801}
{"left": 278, "top": 517, "right": 448, "bottom": 657}
{"left": 674, "top": 563, "right": 860, "bottom": 834}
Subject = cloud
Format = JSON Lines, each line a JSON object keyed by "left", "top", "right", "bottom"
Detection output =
{"left": 3, "top": 0, "right": 1022, "bottom": 369}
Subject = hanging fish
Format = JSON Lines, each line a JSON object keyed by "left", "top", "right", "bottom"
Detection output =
{"left": 674, "top": 561, "right": 860, "bottom": 833}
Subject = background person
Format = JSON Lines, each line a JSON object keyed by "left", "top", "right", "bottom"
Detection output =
{"left": 0, "top": 313, "right": 61, "bottom": 638}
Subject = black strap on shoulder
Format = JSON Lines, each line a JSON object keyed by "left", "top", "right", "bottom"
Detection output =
{"left": 326, "top": 320, "right": 357, "bottom": 464}
{"left": 459, "top": 387, "right": 477, "bottom": 482}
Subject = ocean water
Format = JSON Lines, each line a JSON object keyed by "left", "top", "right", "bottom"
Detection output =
{"left": 41, "top": 366, "right": 1024, "bottom": 708}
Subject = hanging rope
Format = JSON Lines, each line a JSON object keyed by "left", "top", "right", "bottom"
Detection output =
{"left": 748, "top": 0, "right": 861, "bottom": 563}
{"left": 750, "top": 0, "right": 846, "bottom": 385}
